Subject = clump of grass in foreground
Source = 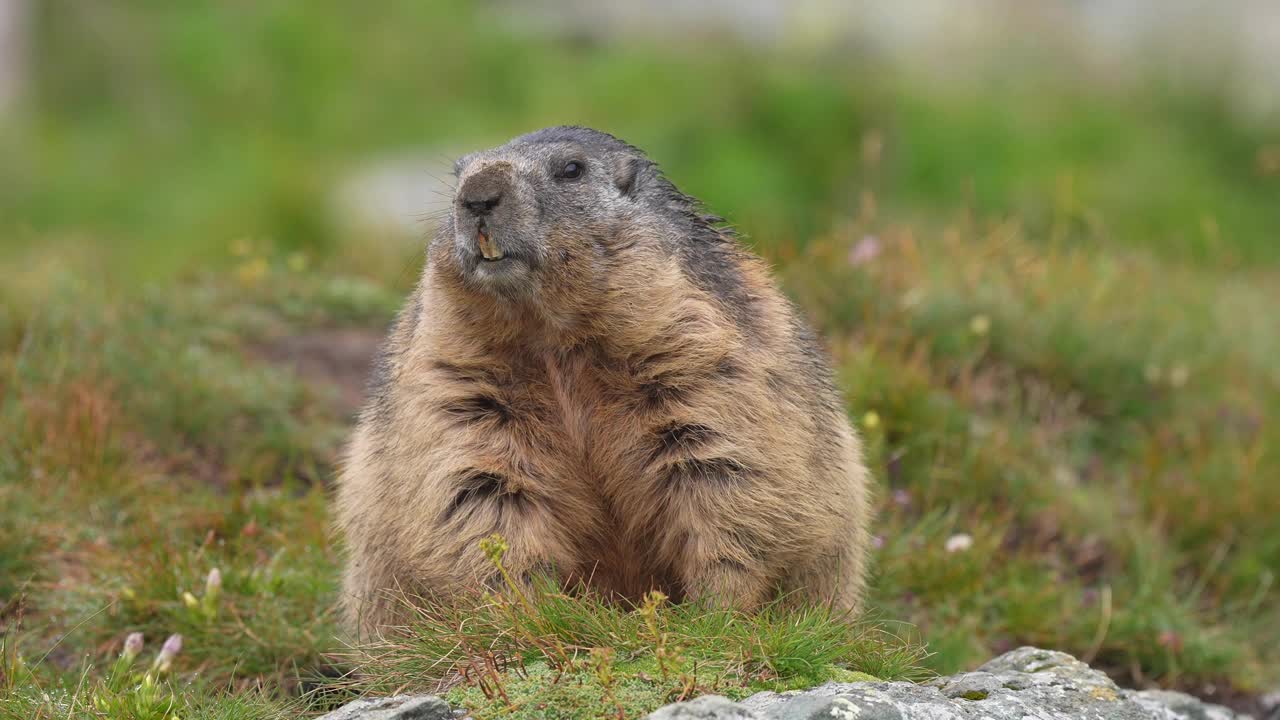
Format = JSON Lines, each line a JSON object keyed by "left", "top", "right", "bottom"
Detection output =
{"left": 344, "top": 536, "right": 924, "bottom": 720}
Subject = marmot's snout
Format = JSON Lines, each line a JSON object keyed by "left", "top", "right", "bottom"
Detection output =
{"left": 454, "top": 161, "right": 533, "bottom": 276}
{"left": 459, "top": 162, "right": 508, "bottom": 220}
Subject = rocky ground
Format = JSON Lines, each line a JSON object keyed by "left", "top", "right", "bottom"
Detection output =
{"left": 322, "top": 647, "right": 1270, "bottom": 720}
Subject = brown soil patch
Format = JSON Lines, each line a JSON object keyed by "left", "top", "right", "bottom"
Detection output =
{"left": 254, "top": 327, "right": 383, "bottom": 418}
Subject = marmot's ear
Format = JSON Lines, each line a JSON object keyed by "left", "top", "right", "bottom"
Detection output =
{"left": 613, "top": 157, "right": 645, "bottom": 197}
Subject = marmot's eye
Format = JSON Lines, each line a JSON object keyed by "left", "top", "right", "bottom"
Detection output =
{"left": 558, "top": 161, "right": 583, "bottom": 180}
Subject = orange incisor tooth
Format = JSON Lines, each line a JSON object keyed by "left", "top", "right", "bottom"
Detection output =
{"left": 477, "top": 227, "right": 503, "bottom": 259}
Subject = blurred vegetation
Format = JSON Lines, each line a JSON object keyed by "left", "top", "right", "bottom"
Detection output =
{"left": 1, "top": 2, "right": 1277, "bottom": 718}
{"left": 5, "top": 1, "right": 1278, "bottom": 276}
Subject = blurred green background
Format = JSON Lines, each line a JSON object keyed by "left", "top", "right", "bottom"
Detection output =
{"left": 1, "top": 2, "right": 1277, "bottom": 718}
{"left": 4, "top": 1, "right": 1278, "bottom": 276}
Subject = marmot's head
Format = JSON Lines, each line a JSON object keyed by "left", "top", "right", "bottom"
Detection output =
{"left": 434, "top": 126, "right": 675, "bottom": 306}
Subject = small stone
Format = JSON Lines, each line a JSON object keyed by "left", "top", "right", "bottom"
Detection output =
{"left": 316, "top": 694, "right": 454, "bottom": 720}
{"left": 646, "top": 694, "right": 760, "bottom": 719}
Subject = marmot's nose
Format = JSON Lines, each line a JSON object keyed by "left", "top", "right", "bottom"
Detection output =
{"left": 458, "top": 163, "right": 511, "bottom": 218}
{"left": 462, "top": 195, "right": 500, "bottom": 216}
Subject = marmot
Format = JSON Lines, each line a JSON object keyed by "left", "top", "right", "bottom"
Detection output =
{"left": 336, "top": 126, "right": 871, "bottom": 637}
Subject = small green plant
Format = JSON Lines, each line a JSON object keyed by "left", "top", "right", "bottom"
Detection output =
{"left": 0, "top": 633, "right": 30, "bottom": 693}
{"left": 91, "top": 633, "right": 185, "bottom": 720}
{"left": 480, "top": 533, "right": 577, "bottom": 675}
{"left": 180, "top": 569, "right": 223, "bottom": 624}
{"left": 104, "top": 632, "right": 145, "bottom": 693}
{"left": 638, "top": 591, "right": 671, "bottom": 681}
{"left": 590, "top": 647, "right": 624, "bottom": 719}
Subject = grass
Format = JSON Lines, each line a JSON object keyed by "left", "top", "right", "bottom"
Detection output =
{"left": 0, "top": 268, "right": 356, "bottom": 718}
{"left": 787, "top": 223, "right": 1279, "bottom": 689}
{"left": 343, "top": 540, "right": 922, "bottom": 719}
{"left": 1, "top": 2, "right": 1279, "bottom": 719}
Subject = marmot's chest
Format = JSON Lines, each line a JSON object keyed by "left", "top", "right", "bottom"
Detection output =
{"left": 426, "top": 343, "right": 720, "bottom": 491}
{"left": 536, "top": 349, "right": 630, "bottom": 461}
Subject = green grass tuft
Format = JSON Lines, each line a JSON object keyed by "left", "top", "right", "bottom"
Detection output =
{"left": 343, "top": 572, "right": 924, "bottom": 719}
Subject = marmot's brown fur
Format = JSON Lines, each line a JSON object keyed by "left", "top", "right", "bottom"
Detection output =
{"left": 336, "top": 127, "right": 872, "bottom": 637}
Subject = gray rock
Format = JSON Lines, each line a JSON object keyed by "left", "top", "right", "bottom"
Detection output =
{"left": 1130, "top": 689, "right": 1241, "bottom": 720}
{"left": 646, "top": 695, "right": 761, "bottom": 719}
{"left": 317, "top": 694, "right": 454, "bottom": 720}
{"left": 1260, "top": 690, "right": 1280, "bottom": 720}
{"left": 659, "top": 647, "right": 1251, "bottom": 720}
